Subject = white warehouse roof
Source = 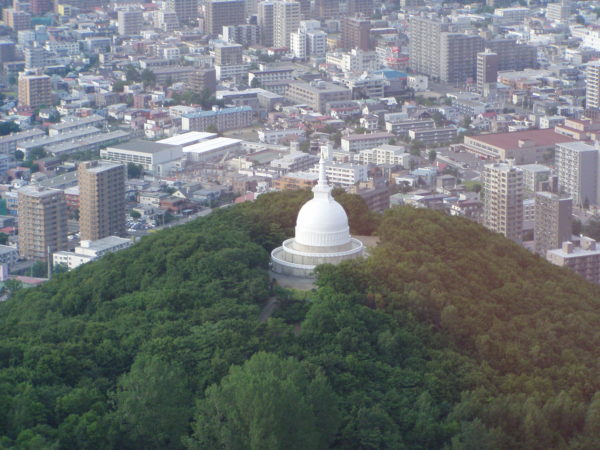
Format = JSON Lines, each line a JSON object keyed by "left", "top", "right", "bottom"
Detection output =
{"left": 182, "top": 137, "right": 242, "bottom": 154}
{"left": 157, "top": 131, "right": 217, "bottom": 147}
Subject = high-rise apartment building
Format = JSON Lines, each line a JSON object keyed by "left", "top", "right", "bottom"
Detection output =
{"left": 477, "top": 49, "right": 498, "bottom": 94}
{"left": 341, "top": 16, "right": 371, "bottom": 51}
{"left": 534, "top": 192, "right": 572, "bottom": 256}
{"left": 18, "top": 73, "right": 52, "bottom": 109}
{"left": 439, "top": 33, "right": 484, "bottom": 83}
{"left": 555, "top": 141, "right": 599, "bottom": 207}
{"left": 485, "top": 38, "right": 537, "bottom": 71}
{"left": 314, "top": 0, "right": 338, "bottom": 18}
{"left": 205, "top": 0, "right": 245, "bottom": 36}
{"left": 347, "top": 0, "right": 373, "bottom": 15}
{"left": 18, "top": 186, "right": 68, "bottom": 261}
{"left": 483, "top": 162, "right": 524, "bottom": 242}
{"left": 118, "top": 9, "right": 143, "bottom": 36}
{"left": 166, "top": 0, "right": 198, "bottom": 25}
{"left": 586, "top": 61, "right": 600, "bottom": 110}
{"left": 258, "top": 1, "right": 274, "bottom": 46}
{"left": 273, "top": 0, "right": 300, "bottom": 48}
{"left": 78, "top": 160, "right": 126, "bottom": 242}
{"left": 547, "top": 238, "right": 600, "bottom": 285}
{"left": 408, "top": 15, "right": 449, "bottom": 80}
{"left": 546, "top": 1, "right": 571, "bottom": 23}
{"left": 31, "top": 0, "right": 52, "bottom": 15}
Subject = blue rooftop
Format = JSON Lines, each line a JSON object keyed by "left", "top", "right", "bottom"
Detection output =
{"left": 183, "top": 106, "right": 252, "bottom": 119}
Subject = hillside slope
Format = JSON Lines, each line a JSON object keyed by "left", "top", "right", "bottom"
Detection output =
{"left": 0, "top": 192, "right": 599, "bottom": 449}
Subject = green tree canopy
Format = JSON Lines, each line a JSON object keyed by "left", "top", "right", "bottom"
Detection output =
{"left": 188, "top": 352, "right": 339, "bottom": 450}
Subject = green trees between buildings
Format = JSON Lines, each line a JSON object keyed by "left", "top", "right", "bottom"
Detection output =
{"left": 1, "top": 191, "right": 600, "bottom": 449}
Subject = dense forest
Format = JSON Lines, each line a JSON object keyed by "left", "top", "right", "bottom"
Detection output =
{"left": 1, "top": 191, "right": 600, "bottom": 449}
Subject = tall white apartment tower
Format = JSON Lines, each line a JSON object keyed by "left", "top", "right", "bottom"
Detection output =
{"left": 555, "top": 141, "right": 599, "bottom": 207}
{"left": 586, "top": 61, "right": 600, "bottom": 110}
{"left": 273, "top": 0, "right": 300, "bottom": 49}
{"left": 483, "top": 162, "right": 524, "bottom": 242}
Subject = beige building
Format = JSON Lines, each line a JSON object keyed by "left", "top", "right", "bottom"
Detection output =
{"left": 78, "top": 161, "right": 126, "bottom": 242}
{"left": 286, "top": 81, "right": 351, "bottom": 113}
{"left": 117, "top": 9, "right": 143, "bottom": 36}
{"left": 547, "top": 239, "right": 600, "bottom": 285}
{"left": 5, "top": 9, "right": 31, "bottom": 31}
{"left": 483, "top": 162, "right": 524, "bottom": 243}
{"left": 534, "top": 192, "right": 572, "bottom": 257}
{"left": 18, "top": 73, "right": 52, "bottom": 109}
{"left": 18, "top": 185, "right": 68, "bottom": 261}
{"left": 273, "top": 0, "right": 300, "bottom": 48}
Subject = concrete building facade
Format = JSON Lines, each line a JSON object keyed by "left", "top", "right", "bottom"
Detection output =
{"left": 483, "top": 162, "right": 524, "bottom": 242}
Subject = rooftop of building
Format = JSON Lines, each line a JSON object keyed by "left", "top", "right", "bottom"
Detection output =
{"left": 18, "top": 184, "right": 63, "bottom": 197}
{"left": 183, "top": 106, "right": 252, "bottom": 119}
{"left": 468, "top": 128, "right": 574, "bottom": 149}
{"left": 343, "top": 132, "right": 394, "bottom": 141}
{"left": 76, "top": 235, "right": 131, "bottom": 253}
{"left": 556, "top": 141, "right": 597, "bottom": 152}
{"left": 182, "top": 137, "right": 241, "bottom": 154}
{"left": 157, "top": 132, "right": 216, "bottom": 146}
{"left": 80, "top": 160, "right": 124, "bottom": 174}
{"left": 106, "top": 140, "right": 178, "bottom": 154}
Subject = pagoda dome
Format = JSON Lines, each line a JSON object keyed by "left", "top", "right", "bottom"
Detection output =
{"left": 295, "top": 195, "right": 350, "bottom": 247}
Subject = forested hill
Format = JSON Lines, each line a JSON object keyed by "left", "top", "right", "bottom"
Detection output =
{"left": 1, "top": 191, "right": 600, "bottom": 449}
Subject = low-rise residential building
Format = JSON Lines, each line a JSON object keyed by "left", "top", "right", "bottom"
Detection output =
{"left": 53, "top": 236, "right": 132, "bottom": 270}
{"left": 408, "top": 127, "right": 458, "bottom": 145}
{"left": 286, "top": 81, "right": 352, "bottom": 113}
{"left": 309, "top": 161, "right": 368, "bottom": 187}
{"left": 270, "top": 151, "right": 319, "bottom": 173}
{"left": 341, "top": 132, "right": 394, "bottom": 152}
{"left": 0, "top": 245, "right": 18, "bottom": 270}
{"left": 354, "top": 144, "right": 408, "bottom": 166}
{"left": 182, "top": 106, "right": 253, "bottom": 132}
{"left": 385, "top": 118, "right": 434, "bottom": 136}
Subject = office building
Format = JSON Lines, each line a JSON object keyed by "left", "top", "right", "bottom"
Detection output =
{"left": 205, "top": 0, "right": 245, "bottom": 36}
{"left": 118, "top": 9, "right": 143, "bottom": 36}
{"left": 547, "top": 239, "right": 600, "bottom": 285}
{"left": 17, "top": 185, "right": 68, "bottom": 261}
{"left": 286, "top": 80, "right": 352, "bottom": 112}
{"left": 188, "top": 68, "right": 217, "bottom": 95}
{"left": 258, "top": 1, "right": 274, "bottom": 47}
{"left": 586, "top": 61, "right": 600, "bottom": 110}
{"left": 477, "top": 49, "right": 498, "bottom": 94}
{"left": 273, "top": 0, "right": 300, "bottom": 48}
{"left": 347, "top": 0, "right": 372, "bottom": 15}
{"left": 534, "top": 192, "right": 572, "bottom": 257}
{"left": 166, "top": 0, "right": 198, "bottom": 25}
{"left": 214, "top": 42, "right": 243, "bottom": 65}
{"left": 483, "top": 162, "right": 524, "bottom": 242}
{"left": 546, "top": 2, "right": 571, "bottom": 23}
{"left": 314, "top": 0, "right": 338, "bottom": 18}
{"left": 341, "top": 16, "right": 371, "bottom": 51}
{"left": 5, "top": 9, "right": 31, "bottom": 31}
{"left": 555, "top": 141, "right": 599, "bottom": 207}
{"left": 78, "top": 161, "right": 126, "bottom": 242}
{"left": 18, "top": 73, "right": 52, "bottom": 109}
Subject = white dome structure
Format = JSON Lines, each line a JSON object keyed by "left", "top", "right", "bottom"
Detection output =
{"left": 271, "top": 154, "right": 364, "bottom": 278}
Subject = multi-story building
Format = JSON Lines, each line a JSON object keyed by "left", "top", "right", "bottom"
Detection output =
{"left": 408, "top": 15, "right": 449, "bottom": 81}
{"left": 290, "top": 28, "right": 307, "bottom": 59}
{"left": 5, "top": 9, "right": 31, "bottom": 31}
{"left": 206, "top": 0, "right": 245, "bottom": 36}
{"left": 408, "top": 126, "right": 458, "bottom": 145}
{"left": 248, "top": 68, "right": 294, "bottom": 85}
{"left": 520, "top": 164, "right": 551, "bottom": 191}
{"left": 586, "top": 61, "right": 600, "bottom": 110}
{"left": 166, "top": 0, "right": 198, "bottom": 25}
{"left": 18, "top": 73, "right": 52, "bottom": 109}
{"left": 477, "top": 49, "right": 498, "bottom": 94}
{"left": 385, "top": 118, "right": 434, "bottom": 136}
{"left": 341, "top": 16, "right": 371, "bottom": 51}
{"left": 53, "top": 236, "right": 132, "bottom": 270}
{"left": 354, "top": 144, "right": 408, "bottom": 166}
{"left": 0, "top": 245, "right": 18, "bottom": 271}
{"left": 273, "top": 0, "right": 300, "bottom": 49}
{"left": 485, "top": 39, "right": 537, "bottom": 71}
{"left": 341, "top": 132, "right": 394, "bottom": 152}
{"left": 272, "top": 171, "right": 318, "bottom": 190}
{"left": 0, "top": 128, "right": 45, "bottom": 154}
{"left": 24, "top": 46, "right": 47, "bottom": 69}
{"left": 188, "top": 68, "right": 217, "bottom": 95}
{"left": 117, "top": 9, "right": 143, "bottom": 36}
{"left": 181, "top": 106, "right": 253, "bottom": 132}
{"left": 31, "top": 0, "right": 52, "bottom": 15}
{"left": 483, "top": 162, "right": 524, "bottom": 243}
{"left": 0, "top": 41, "right": 16, "bottom": 64}
{"left": 222, "top": 24, "right": 260, "bottom": 46}
{"left": 309, "top": 161, "right": 368, "bottom": 187}
{"left": 314, "top": 0, "right": 338, "bottom": 18}
{"left": 286, "top": 80, "right": 352, "bottom": 112}
{"left": 258, "top": 1, "right": 274, "bottom": 47}
{"left": 439, "top": 33, "right": 484, "bottom": 83}
{"left": 534, "top": 192, "right": 572, "bottom": 257}
{"left": 555, "top": 141, "right": 599, "bottom": 207}
{"left": 546, "top": 2, "right": 571, "bottom": 23}
{"left": 346, "top": 0, "right": 372, "bottom": 15}
{"left": 547, "top": 239, "right": 600, "bottom": 285}
{"left": 270, "top": 151, "right": 318, "bottom": 173}
{"left": 307, "top": 30, "right": 327, "bottom": 56}
{"left": 101, "top": 141, "right": 183, "bottom": 176}
{"left": 78, "top": 160, "right": 126, "bottom": 242}
{"left": 17, "top": 185, "right": 68, "bottom": 261}
{"left": 214, "top": 42, "right": 243, "bottom": 65}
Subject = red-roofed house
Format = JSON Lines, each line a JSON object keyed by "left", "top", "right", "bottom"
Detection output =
{"left": 463, "top": 128, "right": 575, "bottom": 164}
